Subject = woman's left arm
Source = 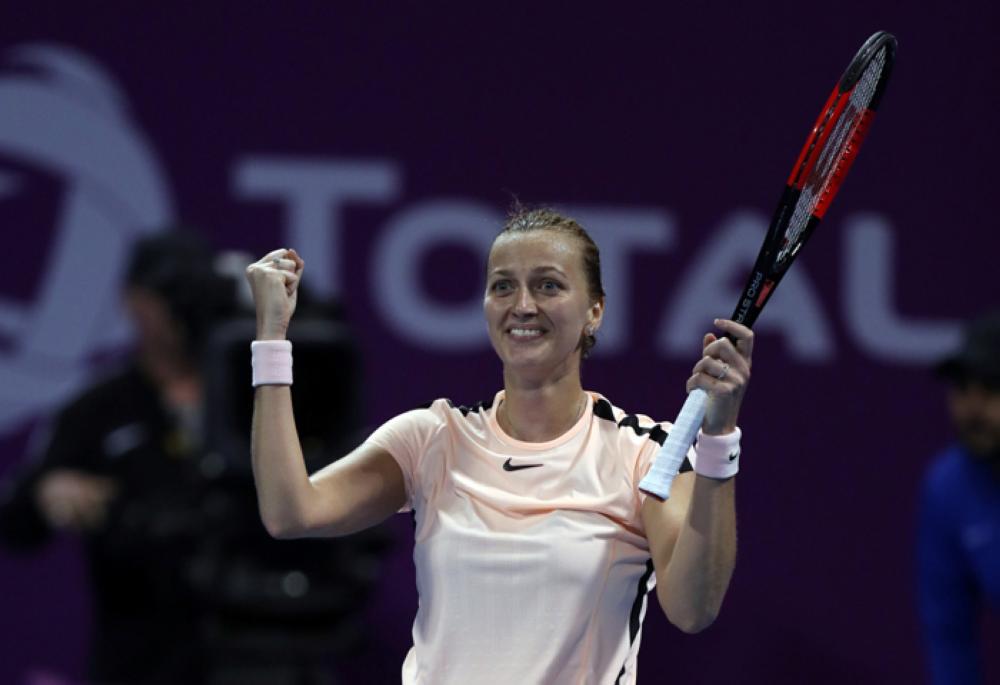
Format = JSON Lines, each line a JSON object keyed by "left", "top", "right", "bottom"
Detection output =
{"left": 641, "top": 318, "right": 753, "bottom": 633}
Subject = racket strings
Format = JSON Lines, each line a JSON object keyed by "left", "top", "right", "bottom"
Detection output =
{"left": 811, "top": 47, "right": 886, "bottom": 186}
{"left": 776, "top": 46, "right": 889, "bottom": 264}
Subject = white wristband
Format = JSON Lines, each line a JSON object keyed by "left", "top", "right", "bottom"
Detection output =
{"left": 251, "top": 340, "right": 293, "bottom": 387}
{"left": 693, "top": 428, "right": 741, "bottom": 479}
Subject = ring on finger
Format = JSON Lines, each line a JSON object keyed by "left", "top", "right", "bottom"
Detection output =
{"left": 716, "top": 363, "right": 729, "bottom": 380}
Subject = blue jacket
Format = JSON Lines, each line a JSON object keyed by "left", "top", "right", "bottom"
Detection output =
{"left": 917, "top": 445, "right": 1000, "bottom": 684}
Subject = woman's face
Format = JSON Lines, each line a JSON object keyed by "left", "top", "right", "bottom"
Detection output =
{"left": 484, "top": 230, "right": 602, "bottom": 376}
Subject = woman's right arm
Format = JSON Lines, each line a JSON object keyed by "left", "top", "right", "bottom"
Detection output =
{"left": 247, "top": 249, "right": 406, "bottom": 539}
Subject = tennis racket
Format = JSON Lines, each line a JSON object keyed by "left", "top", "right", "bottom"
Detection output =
{"left": 639, "top": 30, "right": 897, "bottom": 499}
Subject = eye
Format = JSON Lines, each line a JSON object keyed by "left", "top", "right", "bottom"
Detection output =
{"left": 490, "top": 279, "right": 513, "bottom": 294}
{"left": 538, "top": 279, "right": 562, "bottom": 293}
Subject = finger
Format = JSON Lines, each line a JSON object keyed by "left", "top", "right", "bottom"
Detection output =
{"left": 285, "top": 248, "right": 305, "bottom": 275}
{"left": 686, "top": 370, "right": 739, "bottom": 394}
{"left": 714, "top": 318, "right": 754, "bottom": 358}
{"left": 687, "top": 371, "right": 744, "bottom": 400}
{"left": 252, "top": 264, "right": 298, "bottom": 291}
{"left": 258, "top": 248, "right": 289, "bottom": 265}
{"left": 702, "top": 332, "right": 716, "bottom": 352}
{"left": 246, "top": 258, "right": 284, "bottom": 281}
{"left": 692, "top": 349, "right": 749, "bottom": 393}
{"left": 701, "top": 337, "right": 750, "bottom": 375}
{"left": 269, "top": 257, "right": 298, "bottom": 272}
{"left": 692, "top": 355, "right": 739, "bottom": 383}
{"left": 281, "top": 270, "right": 301, "bottom": 296}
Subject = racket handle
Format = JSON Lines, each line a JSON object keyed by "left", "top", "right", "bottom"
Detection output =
{"left": 638, "top": 388, "right": 707, "bottom": 500}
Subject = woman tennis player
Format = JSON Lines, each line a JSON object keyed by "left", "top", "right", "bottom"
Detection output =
{"left": 246, "top": 207, "right": 752, "bottom": 684}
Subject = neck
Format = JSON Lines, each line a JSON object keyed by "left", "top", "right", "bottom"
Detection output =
{"left": 498, "top": 364, "right": 587, "bottom": 442}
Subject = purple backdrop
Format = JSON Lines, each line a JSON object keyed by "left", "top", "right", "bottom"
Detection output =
{"left": 1, "top": 3, "right": 998, "bottom": 683}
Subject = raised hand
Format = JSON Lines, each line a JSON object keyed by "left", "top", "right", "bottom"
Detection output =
{"left": 245, "top": 248, "right": 305, "bottom": 340}
{"left": 687, "top": 319, "right": 754, "bottom": 435}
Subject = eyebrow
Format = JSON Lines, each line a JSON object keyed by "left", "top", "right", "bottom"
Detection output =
{"left": 489, "top": 266, "right": 568, "bottom": 278}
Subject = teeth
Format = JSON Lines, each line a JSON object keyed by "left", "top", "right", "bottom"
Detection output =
{"left": 510, "top": 328, "right": 543, "bottom": 338}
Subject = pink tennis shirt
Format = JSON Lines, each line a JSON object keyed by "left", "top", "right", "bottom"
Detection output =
{"left": 366, "top": 390, "right": 693, "bottom": 684}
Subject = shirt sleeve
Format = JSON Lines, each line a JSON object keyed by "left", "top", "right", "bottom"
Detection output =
{"left": 364, "top": 407, "right": 442, "bottom": 512}
{"left": 916, "top": 465, "right": 982, "bottom": 685}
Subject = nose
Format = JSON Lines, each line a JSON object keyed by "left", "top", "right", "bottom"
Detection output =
{"left": 513, "top": 287, "right": 537, "bottom": 317}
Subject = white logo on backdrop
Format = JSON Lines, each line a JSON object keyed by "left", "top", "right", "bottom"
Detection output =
{"left": 0, "top": 45, "right": 961, "bottom": 438}
{"left": 234, "top": 156, "right": 962, "bottom": 361}
{"left": 0, "top": 44, "right": 172, "bottom": 433}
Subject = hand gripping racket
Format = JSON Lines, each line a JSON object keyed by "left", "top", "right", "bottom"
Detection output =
{"left": 639, "top": 31, "right": 897, "bottom": 499}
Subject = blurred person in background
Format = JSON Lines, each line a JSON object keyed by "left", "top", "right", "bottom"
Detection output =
{"left": 0, "top": 231, "right": 227, "bottom": 683}
{"left": 0, "top": 231, "right": 383, "bottom": 685}
{"left": 917, "top": 311, "right": 1000, "bottom": 685}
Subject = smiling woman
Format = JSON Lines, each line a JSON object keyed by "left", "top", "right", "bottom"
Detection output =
{"left": 487, "top": 207, "right": 606, "bottom": 363}
{"left": 244, "top": 206, "right": 753, "bottom": 684}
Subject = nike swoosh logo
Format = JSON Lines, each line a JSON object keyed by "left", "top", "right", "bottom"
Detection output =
{"left": 503, "top": 458, "right": 543, "bottom": 471}
{"left": 728, "top": 451, "right": 740, "bottom": 462}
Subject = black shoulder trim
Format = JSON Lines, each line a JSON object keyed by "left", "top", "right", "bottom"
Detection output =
{"left": 594, "top": 399, "right": 674, "bottom": 449}
{"left": 594, "top": 399, "right": 692, "bottom": 472}
{"left": 616, "top": 414, "right": 669, "bottom": 447}
{"left": 593, "top": 397, "right": 616, "bottom": 422}
{"left": 444, "top": 397, "right": 494, "bottom": 417}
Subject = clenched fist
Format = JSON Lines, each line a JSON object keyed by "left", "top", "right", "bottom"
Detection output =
{"left": 245, "top": 248, "right": 305, "bottom": 340}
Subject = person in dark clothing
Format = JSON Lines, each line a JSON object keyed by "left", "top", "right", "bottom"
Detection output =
{"left": 0, "top": 231, "right": 226, "bottom": 683}
{"left": 917, "top": 311, "right": 1000, "bottom": 685}
{"left": 1, "top": 231, "right": 386, "bottom": 685}
{"left": 6, "top": 364, "right": 212, "bottom": 681}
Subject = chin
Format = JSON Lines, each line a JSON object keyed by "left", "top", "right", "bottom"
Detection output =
{"left": 501, "top": 348, "right": 580, "bottom": 375}
{"left": 502, "top": 351, "right": 549, "bottom": 369}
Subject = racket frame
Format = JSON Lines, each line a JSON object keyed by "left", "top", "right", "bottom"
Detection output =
{"left": 639, "top": 31, "right": 897, "bottom": 500}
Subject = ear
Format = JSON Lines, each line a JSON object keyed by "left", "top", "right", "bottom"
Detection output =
{"left": 587, "top": 296, "right": 605, "bottom": 333}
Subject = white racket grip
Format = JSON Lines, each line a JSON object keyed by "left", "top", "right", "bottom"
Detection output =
{"left": 638, "top": 388, "right": 708, "bottom": 500}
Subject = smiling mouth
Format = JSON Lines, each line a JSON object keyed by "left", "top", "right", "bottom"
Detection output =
{"left": 507, "top": 327, "right": 545, "bottom": 340}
